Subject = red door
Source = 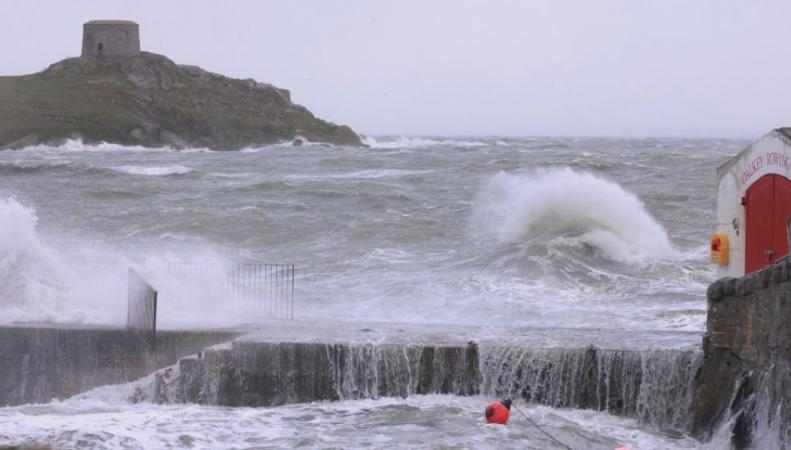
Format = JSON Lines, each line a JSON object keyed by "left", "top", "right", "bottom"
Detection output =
{"left": 745, "top": 174, "right": 791, "bottom": 273}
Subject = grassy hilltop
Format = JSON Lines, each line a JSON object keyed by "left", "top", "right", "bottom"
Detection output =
{"left": 0, "top": 52, "right": 361, "bottom": 150}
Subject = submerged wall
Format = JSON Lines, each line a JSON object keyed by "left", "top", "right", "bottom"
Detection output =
{"left": 0, "top": 324, "right": 241, "bottom": 406}
{"left": 692, "top": 259, "right": 791, "bottom": 448}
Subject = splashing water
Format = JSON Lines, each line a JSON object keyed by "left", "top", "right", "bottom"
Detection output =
{"left": 473, "top": 169, "right": 676, "bottom": 263}
{"left": 0, "top": 196, "right": 273, "bottom": 327}
{"left": 0, "top": 137, "right": 736, "bottom": 330}
{"left": 0, "top": 136, "right": 749, "bottom": 449}
{"left": 0, "top": 197, "right": 76, "bottom": 321}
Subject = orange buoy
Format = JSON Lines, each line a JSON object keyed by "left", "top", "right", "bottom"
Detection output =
{"left": 484, "top": 399, "right": 512, "bottom": 424}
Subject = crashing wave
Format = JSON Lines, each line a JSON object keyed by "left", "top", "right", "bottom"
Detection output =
{"left": 472, "top": 168, "right": 676, "bottom": 263}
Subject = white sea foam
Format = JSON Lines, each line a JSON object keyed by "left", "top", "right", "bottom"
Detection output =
{"left": 239, "top": 140, "right": 331, "bottom": 152}
{"left": 0, "top": 393, "right": 701, "bottom": 450}
{"left": 110, "top": 165, "right": 193, "bottom": 176}
{"left": 363, "top": 136, "right": 488, "bottom": 149}
{"left": 18, "top": 139, "right": 171, "bottom": 153}
{"left": 239, "top": 143, "right": 291, "bottom": 153}
{"left": 15, "top": 138, "right": 215, "bottom": 154}
{"left": 286, "top": 169, "right": 433, "bottom": 181}
{"left": 472, "top": 168, "right": 676, "bottom": 263}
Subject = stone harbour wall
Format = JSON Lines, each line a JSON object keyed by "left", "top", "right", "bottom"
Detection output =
{"left": 692, "top": 259, "right": 791, "bottom": 448}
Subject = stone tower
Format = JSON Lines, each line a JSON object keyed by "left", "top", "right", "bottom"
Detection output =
{"left": 81, "top": 20, "right": 140, "bottom": 57}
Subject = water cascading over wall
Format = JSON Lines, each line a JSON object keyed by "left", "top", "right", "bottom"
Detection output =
{"left": 150, "top": 342, "right": 480, "bottom": 406}
{"left": 478, "top": 346, "right": 701, "bottom": 433}
{"left": 147, "top": 338, "right": 701, "bottom": 434}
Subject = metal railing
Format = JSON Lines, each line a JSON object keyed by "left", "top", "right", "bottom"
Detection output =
{"left": 167, "top": 262, "right": 295, "bottom": 319}
{"left": 127, "top": 268, "right": 158, "bottom": 349}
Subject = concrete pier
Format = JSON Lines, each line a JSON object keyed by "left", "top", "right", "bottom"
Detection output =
{"left": 0, "top": 320, "right": 704, "bottom": 433}
{"left": 0, "top": 323, "right": 242, "bottom": 406}
{"left": 147, "top": 320, "right": 701, "bottom": 432}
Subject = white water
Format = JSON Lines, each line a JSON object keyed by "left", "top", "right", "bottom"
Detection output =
{"left": 110, "top": 165, "right": 193, "bottom": 176}
{"left": 472, "top": 169, "right": 676, "bottom": 263}
{"left": 0, "top": 136, "right": 728, "bottom": 331}
{"left": 0, "top": 136, "right": 727, "bottom": 330}
{"left": 0, "top": 386, "right": 701, "bottom": 450}
{"left": 362, "top": 135, "right": 490, "bottom": 149}
{"left": 0, "top": 197, "right": 127, "bottom": 324}
{"left": 0, "top": 196, "right": 270, "bottom": 326}
{"left": 0, "top": 136, "right": 748, "bottom": 448}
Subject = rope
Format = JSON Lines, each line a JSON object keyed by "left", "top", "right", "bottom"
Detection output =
{"left": 511, "top": 402, "right": 575, "bottom": 450}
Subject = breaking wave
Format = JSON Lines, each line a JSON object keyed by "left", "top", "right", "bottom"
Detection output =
{"left": 472, "top": 168, "right": 676, "bottom": 263}
{"left": 14, "top": 139, "right": 186, "bottom": 153}
{"left": 110, "top": 165, "right": 193, "bottom": 176}
{"left": 0, "top": 160, "right": 192, "bottom": 177}
{"left": 0, "top": 160, "right": 75, "bottom": 174}
{"left": 0, "top": 197, "right": 274, "bottom": 326}
{"left": 362, "top": 136, "right": 490, "bottom": 149}
{"left": 0, "top": 197, "right": 102, "bottom": 323}
{"left": 286, "top": 169, "right": 434, "bottom": 181}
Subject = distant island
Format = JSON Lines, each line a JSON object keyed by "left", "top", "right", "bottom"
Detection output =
{"left": 0, "top": 20, "right": 362, "bottom": 150}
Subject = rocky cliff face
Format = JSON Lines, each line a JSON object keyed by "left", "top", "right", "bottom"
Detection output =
{"left": 692, "top": 260, "right": 791, "bottom": 448}
{"left": 0, "top": 52, "right": 362, "bottom": 150}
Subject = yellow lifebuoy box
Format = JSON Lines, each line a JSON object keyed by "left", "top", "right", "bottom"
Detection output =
{"left": 710, "top": 233, "right": 730, "bottom": 265}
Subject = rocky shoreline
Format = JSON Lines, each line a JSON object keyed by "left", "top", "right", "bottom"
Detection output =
{"left": 0, "top": 52, "right": 362, "bottom": 150}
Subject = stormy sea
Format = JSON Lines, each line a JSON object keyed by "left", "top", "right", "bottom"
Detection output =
{"left": 0, "top": 136, "right": 747, "bottom": 449}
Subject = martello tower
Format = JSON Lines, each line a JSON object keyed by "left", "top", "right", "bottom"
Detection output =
{"left": 81, "top": 20, "right": 140, "bottom": 57}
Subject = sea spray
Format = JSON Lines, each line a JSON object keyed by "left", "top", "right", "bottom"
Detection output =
{"left": 0, "top": 197, "right": 270, "bottom": 326}
{"left": 1, "top": 137, "right": 724, "bottom": 330}
{"left": 0, "top": 197, "right": 70, "bottom": 321}
{"left": 472, "top": 168, "right": 676, "bottom": 263}
{"left": 0, "top": 197, "right": 133, "bottom": 324}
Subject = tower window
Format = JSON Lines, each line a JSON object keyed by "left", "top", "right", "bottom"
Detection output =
{"left": 97, "top": 43, "right": 104, "bottom": 55}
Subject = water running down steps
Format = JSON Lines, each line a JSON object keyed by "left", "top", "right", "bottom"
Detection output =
{"left": 134, "top": 320, "right": 702, "bottom": 437}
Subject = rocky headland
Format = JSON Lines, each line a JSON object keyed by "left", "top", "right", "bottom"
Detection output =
{"left": 0, "top": 52, "right": 362, "bottom": 150}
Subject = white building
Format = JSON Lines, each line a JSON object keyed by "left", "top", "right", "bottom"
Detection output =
{"left": 714, "top": 128, "right": 791, "bottom": 277}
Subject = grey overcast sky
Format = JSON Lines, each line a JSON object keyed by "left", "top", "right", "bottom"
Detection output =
{"left": 1, "top": 0, "right": 790, "bottom": 138}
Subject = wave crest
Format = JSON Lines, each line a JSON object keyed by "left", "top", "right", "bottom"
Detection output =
{"left": 472, "top": 168, "right": 676, "bottom": 262}
{"left": 110, "top": 165, "right": 193, "bottom": 176}
{"left": 362, "top": 136, "right": 490, "bottom": 149}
